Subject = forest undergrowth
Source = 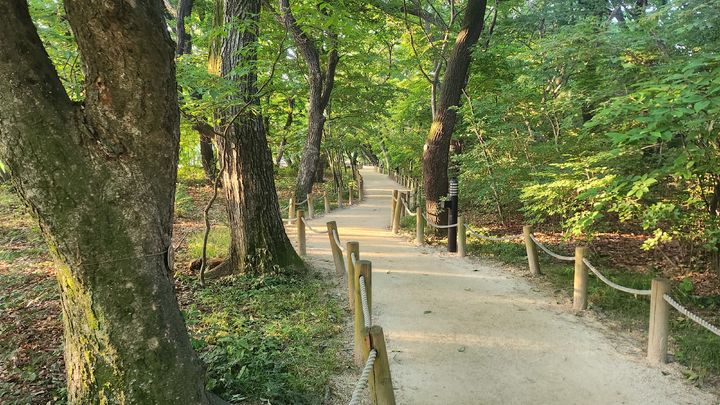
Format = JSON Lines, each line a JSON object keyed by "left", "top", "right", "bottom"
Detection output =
{"left": 0, "top": 169, "right": 349, "bottom": 405}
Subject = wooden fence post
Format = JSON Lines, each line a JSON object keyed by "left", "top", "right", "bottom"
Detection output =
{"left": 349, "top": 185, "right": 354, "bottom": 205}
{"left": 362, "top": 326, "right": 396, "bottom": 405}
{"left": 354, "top": 260, "right": 372, "bottom": 365}
{"left": 359, "top": 179, "right": 364, "bottom": 201}
{"left": 458, "top": 215, "right": 466, "bottom": 257}
{"left": 297, "top": 210, "right": 306, "bottom": 256}
{"left": 648, "top": 278, "right": 671, "bottom": 364}
{"left": 416, "top": 207, "right": 424, "bottom": 245}
{"left": 323, "top": 192, "right": 330, "bottom": 214}
{"left": 289, "top": 196, "right": 295, "bottom": 220}
{"left": 573, "top": 246, "right": 588, "bottom": 310}
{"left": 392, "top": 193, "right": 402, "bottom": 234}
{"left": 390, "top": 190, "right": 398, "bottom": 224}
{"left": 307, "top": 193, "right": 314, "bottom": 219}
{"left": 346, "top": 241, "right": 360, "bottom": 307}
{"left": 523, "top": 225, "right": 540, "bottom": 275}
{"left": 337, "top": 188, "right": 343, "bottom": 209}
{"left": 326, "top": 221, "right": 345, "bottom": 276}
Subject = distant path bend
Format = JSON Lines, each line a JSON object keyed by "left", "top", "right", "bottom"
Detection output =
{"left": 293, "top": 168, "right": 716, "bottom": 405}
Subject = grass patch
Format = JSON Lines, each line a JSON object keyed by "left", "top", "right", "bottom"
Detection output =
{"left": 185, "top": 226, "right": 231, "bottom": 260}
{"left": 175, "top": 182, "right": 197, "bottom": 219}
{"left": 178, "top": 272, "right": 347, "bottom": 404}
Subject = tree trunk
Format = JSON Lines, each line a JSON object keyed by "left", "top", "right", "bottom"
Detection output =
{"left": 423, "top": 0, "right": 487, "bottom": 225}
{"left": 193, "top": 121, "right": 218, "bottom": 182}
{"left": 176, "top": 0, "right": 194, "bottom": 55}
{"left": 314, "top": 153, "right": 326, "bottom": 183}
{"left": 275, "top": 98, "right": 294, "bottom": 166}
{"left": 276, "top": 0, "right": 339, "bottom": 200}
{"left": 217, "top": 0, "right": 302, "bottom": 274}
{"left": 0, "top": 1, "right": 211, "bottom": 402}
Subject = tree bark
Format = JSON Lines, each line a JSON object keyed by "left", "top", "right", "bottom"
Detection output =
{"left": 423, "top": 0, "right": 487, "bottom": 225}
{"left": 217, "top": 0, "right": 302, "bottom": 274}
{"left": 0, "top": 0, "right": 211, "bottom": 402}
{"left": 175, "top": 0, "right": 219, "bottom": 184}
{"left": 193, "top": 121, "right": 218, "bottom": 181}
{"left": 176, "top": 0, "right": 194, "bottom": 55}
{"left": 275, "top": 97, "right": 294, "bottom": 166}
{"left": 276, "top": 0, "right": 339, "bottom": 200}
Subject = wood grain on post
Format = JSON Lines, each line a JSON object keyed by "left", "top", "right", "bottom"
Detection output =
{"left": 307, "top": 193, "right": 314, "bottom": 219}
{"left": 349, "top": 185, "right": 354, "bottom": 205}
{"left": 346, "top": 241, "right": 360, "bottom": 307}
{"left": 573, "top": 246, "right": 588, "bottom": 310}
{"left": 297, "top": 210, "right": 306, "bottom": 256}
{"left": 523, "top": 225, "right": 540, "bottom": 275}
{"left": 458, "top": 215, "right": 466, "bottom": 257}
{"left": 416, "top": 207, "right": 424, "bottom": 245}
{"left": 323, "top": 192, "right": 330, "bottom": 214}
{"left": 289, "top": 196, "right": 295, "bottom": 220}
{"left": 326, "top": 221, "right": 345, "bottom": 276}
{"left": 392, "top": 193, "right": 402, "bottom": 234}
{"left": 390, "top": 190, "right": 398, "bottom": 224}
{"left": 359, "top": 179, "right": 364, "bottom": 201}
{"left": 648, "top": 278, "right": 671, "bottom": 364}
{"left": 362, "top": 326, "right": 396, "bottom": 405}
{"left": 354, "top": 260, "right": 372, "bottom": 365}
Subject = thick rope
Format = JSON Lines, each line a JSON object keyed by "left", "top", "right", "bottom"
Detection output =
{"left": 359, "top": 275, "right": 371, "bottom": 328}
{"left": 301, "top": 217, "right": 329, "bottom": 234}
{"left": 295, "top": 198, "right": 308, "bottom": 205}
{"left": 332, "top": 229, "right": 345, "bottom": 254}
{"left": 529, "top": 234, "right": 574, "bottom": 261}
{"left": 582, "top": 258, "right": 651, "bottom": 296}
{"left": 348, "top": 349, "right": 378, "bottom": 405}
{"left": 401, "top": 198, "right": 417, "bottom": 216}
{"left": 282, "top": 217, "right": 297, "bottom": 224}
{"left": 465, "top": 224, "right": 522, "bottom": 242}
{"left": 422, "top": 212, "right": 457, "bottom": 229}
{"left": 664, "top": 294, "right": 720, "bottom": 337}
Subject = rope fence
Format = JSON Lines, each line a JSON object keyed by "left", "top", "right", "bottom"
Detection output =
{"left": 359, "top": 275, "right": 371, "bottom": 328}
{"left": 300, "top": 217, "right": 328, "bottom": 234}
{"left": 348, "top": 349, "right": 378, "bottom": 405}
{"left": 465, "top": 225, "right": 522, "bottom": 242}
{"left": 663, "top": 294, "right": 720, "bottom": 337}
{"left": 323, "top": 219, "right": 396, "bottom": 405}
{"left": 583, "top": 258, "right": 651, "bottom": 296}
{"left": 529, "top": 234, "right": 574, "bottom": 261}
{"left": 384, "top": 178, "right": 719, "bottom": 367}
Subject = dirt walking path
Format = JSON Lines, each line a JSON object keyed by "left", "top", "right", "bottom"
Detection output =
{"left": 294, "top": 168, "right": 716, "bottom": 404}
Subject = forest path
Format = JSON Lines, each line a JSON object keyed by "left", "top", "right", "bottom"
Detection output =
{"left": 294, "top": 168, "right": 715, "bottom": 405}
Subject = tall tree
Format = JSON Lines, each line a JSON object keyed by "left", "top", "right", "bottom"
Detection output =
{"left": 175, "top": 0, "right": 218, "bottom": 183}
{"left": 275, "top": 0, "right": 339, "bottom": 200}
{"left": 423, "top": 0, "right": 487, "bottom": 225}
{"left": 211, "top": 0, "right": 302, "bottom": 276}
{"left": 0, "top": 0, "right": 213, "bottom": 402}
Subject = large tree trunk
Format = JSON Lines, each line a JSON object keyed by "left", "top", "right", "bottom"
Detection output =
{"left": 276, "top": 0, "right": 339, "bottom": 200}
{"left": 0, "top": 0, "right": 211, "bottom": 402}
{"left": 176, "top": 0, "right": 194, "bottom": 55}
{"left": 193, "top": 121, "right": 218, "bottom": 181}
{"left": 175, "top": 0, "right": 219, "bottom": 184}
{"left": 217, "top": 0, "right": 302, "bottom": 274}
{"left": 275, "top": 98, "right": 294, "bottom": 166}
{"left": 423, "top": 0, "right": 487, "bottom": 225}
